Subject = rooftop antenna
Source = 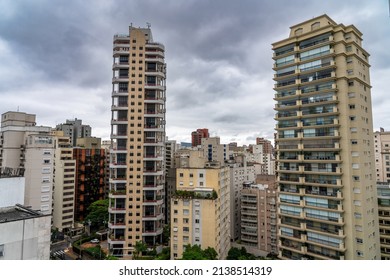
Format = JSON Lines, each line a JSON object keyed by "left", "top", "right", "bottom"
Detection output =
{"left": 147, "top": 22, "right": 151, "bottom": 29}
{"left": 17, "top": 106, "right": 19, "bottom": 112}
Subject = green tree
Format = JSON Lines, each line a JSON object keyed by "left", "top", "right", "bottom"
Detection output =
{"left": 84, "top": 199, "right": 109, "bottom": 230}
{"left": 163, "top": 224, "right": 170, "bottom": 245}
{"left": 181, "top": 244, "right": 218, "bottom": 260}
{"left": 133, "top": 241, "right": 147, "bottom": 260}
{"left": 227, "top": 247, "right": 256, "bottom": 260}
{"left": 227, "top": 247, "right": 241, "bottom": 260}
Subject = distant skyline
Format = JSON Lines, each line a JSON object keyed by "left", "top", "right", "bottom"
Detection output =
{"left": 0, "top": 0, "right": 389, "bottom": 145}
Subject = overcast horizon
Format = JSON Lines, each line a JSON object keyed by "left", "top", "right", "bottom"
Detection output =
{"left": 0, "top": 0, "right": 389, "bottom": 146}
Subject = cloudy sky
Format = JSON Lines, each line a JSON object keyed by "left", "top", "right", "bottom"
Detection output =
{"left": 0, "top": 0, "right": 389, "bottom": 145}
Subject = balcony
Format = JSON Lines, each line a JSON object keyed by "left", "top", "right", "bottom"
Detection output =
{"left": 108, "top": 206, "right": 126, "bottom": 214}
{"left": 112, "top": 90, "right": 129, "bottom": 97}
{"left": 113, "top": 47, "right": 130, "bottom": 56}
{"left": 109, "top": 190, "right": 126, "bottom": 199}
{"left": 143, "top": 212, "right": 164, "bottom": 221}
{"left": 142, "top": 227, "right": 163, "bottom": 236}
{"left": 144, "top": 154, "right": 164, "bottom": 161}
{"left": 143, "top": 168, "right": 163, "bottom": 176}
{"left": 108, "top": 221, "right": 126, "bottom": 229}
{"left": 145, "top": 83, "right": 165, "bottom": 91}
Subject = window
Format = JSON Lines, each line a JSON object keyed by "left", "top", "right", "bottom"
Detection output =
{"left": 311, "top": 22, "right": 320, "bottom": 30}
{"left": 42, "top": 167, "right": 51, "bottom": 174}
{"left": 354, "top": 200, "right": 361, "bottom": 206}
{"left": 294, "top": 28, "right": 303, "bottom": 36}
{"left": 0, "top": 244, "right": 4, "bottom": 257}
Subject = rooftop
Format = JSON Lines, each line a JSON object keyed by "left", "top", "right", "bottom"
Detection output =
{"left": 0, "top": 204, "right": 48, "bottom": 223}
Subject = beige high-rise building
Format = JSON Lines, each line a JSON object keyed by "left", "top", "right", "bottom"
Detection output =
{"left": 0, "top": 111, "right": 55, "bottom": 215}
{"left": 52, "top": 133, "right": 76, "bottom": 231}
{"left": 374, "top": 128, "right": 390, "bottom": 183}
{"left": 273, "top": 15, "right": 379, "bottom": 259}
{"left": 109, "top": 25, "right": 166, "bottom": 258}
{"left": 170, "top": 161, "right": 230, "bottom": 259}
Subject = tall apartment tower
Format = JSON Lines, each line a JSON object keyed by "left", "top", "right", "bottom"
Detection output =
{"left": 109, "top": 25, "right": 166, "bottom": 257}
{"left": 191, "top": 128, "right": 209, "bottom": 147}
{"left": 52, "top": 133, "right": 76, "bottom": 231}
{"left": 273, "top": 15, "right": 379, "bottom": 259}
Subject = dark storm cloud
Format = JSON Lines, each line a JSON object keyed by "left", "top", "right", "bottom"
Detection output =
{"left": 0, "top": 0, "right": 389, "bottom": 145}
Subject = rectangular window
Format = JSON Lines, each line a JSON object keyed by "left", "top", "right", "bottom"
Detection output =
{"left": 276, "top": 55, "right": 295, "bottom": 67}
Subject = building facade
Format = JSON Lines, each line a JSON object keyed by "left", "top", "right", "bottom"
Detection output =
{"left": 201, "top": 137, "right": 229, "bottom": 164}
{"left": 0, "top": 204, "right": 51, "bottom": 260}
{"left": 273, "top": 15, "right": 379, "bottom": 259}
{"left": 109, "top": 25, "right": 166, "bottom": 257}
{"left": 73, "top": 146, "right": 105, "bottom": 222}
{"left": 0, "top": 111, "right": 55, "bottom": 215}
{"left": 55, "top": 118, "right": 92, "bottom": 147}
{"left": 374, "top": 128, "right": 390, "bottom": 183}
{"left": 52, "top": 134, "right": 76, "bottom": 231}
{"left": 170, "top": 163, "right": 230, "bottom": 259}
{"left": 241, "top": 176, "right": 277, "bottom": 256}
{"left": 228, "top": 160, "right": 255, "bottom": 242}
{"left": 191, "top": 128, "right": 209, "bottom": 147}
{"left": 377, "top": 183, "right": 390, "bottom": 259}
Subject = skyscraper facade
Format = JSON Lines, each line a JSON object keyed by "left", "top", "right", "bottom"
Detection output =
{"left": 273, "top": 15, "right": 379, "bottom": 259}
{"left": 109, "top": 25, "right": 166, "bottom": 257}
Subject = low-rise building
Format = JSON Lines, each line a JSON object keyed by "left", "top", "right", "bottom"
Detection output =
{"left": 0, "top": 204, "right": 51, "bottom": 259}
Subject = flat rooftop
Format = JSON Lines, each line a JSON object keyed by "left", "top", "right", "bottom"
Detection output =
{"left": 0, "top": 204, "right": 47, "bottom": 223}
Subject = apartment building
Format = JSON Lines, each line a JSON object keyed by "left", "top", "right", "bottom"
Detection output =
{"left": 170, "top": 161, "right": 230, "bottom": 259}
{"left": 273, "top": 15, "right": 379, "bottom": 259}
{"left": 73, "top": 144, "right": 105, "bottom": 222}
{"left": 52, "top": 133, "right": 76, "bottom": 231}
{"left": 228, "top": 159, "right": 255, "bottom": 242}
{"left": 191, "top": 128, "right": 209, "bottom": 147}
{"left": 374, "top": 128, "right": 390, "bottom": 183}
{"left": 0, "top": 111, "right": 55, "bottom": 215}
{"left": 55, "top": 118, "right": 92, "bottom": 147}
{"left": 109, "top": 25, "right": 166, "bottom": 257}
{"left": 241, "top": 175, "right": 277, "bottom": 256}
{"left": 377, "top": 183, "right": 390, "bottom": 259}
{"left": 201, "top": 137, "right": 229, "bottom": 165}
